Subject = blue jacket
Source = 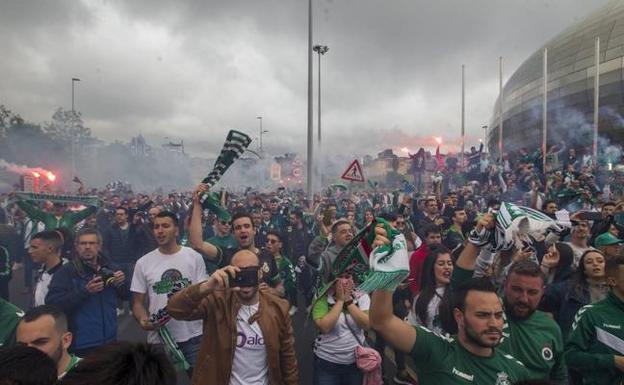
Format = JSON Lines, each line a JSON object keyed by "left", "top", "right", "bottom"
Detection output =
{"left": 46, "top": 257, "right": 129, "bottom": 351}
{"left": 541, "top": 279, "right": 589, "bottom": 340}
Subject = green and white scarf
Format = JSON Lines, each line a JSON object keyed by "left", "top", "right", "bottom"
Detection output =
{"left": 199, "top": 130, "right": 252, "bottom": 221}
{"left": 314, "top": 218, "right": 409, "bottom": 304}
{"left": 494, "top": 202, "right": 563, "bottom": 251}
{"left": 15, "top": 191, "right": 99, "bottom": 207}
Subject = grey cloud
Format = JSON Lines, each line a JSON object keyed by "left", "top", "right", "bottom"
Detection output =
{"left": 0, "top": 0, "right": 611, "bottom": 161}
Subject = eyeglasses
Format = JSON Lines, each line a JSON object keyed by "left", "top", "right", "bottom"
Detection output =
{"left": 267, "top": 239, "right": 280, "bottom": 244}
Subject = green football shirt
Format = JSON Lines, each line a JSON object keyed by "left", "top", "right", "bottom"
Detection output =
{"left": 410, "top": 325, "right": 530, "bottom": 384}
{"left": 0, "top": 298, "right": 24, "bottom": 348}
{"left": 499, "top": 310, "right": 567, "bottom": 382}
{"left": 565, "top": 292, "right": 624, "bottom": 385}
{"left": 452, "top": 266, "right": 567, "bottom": 382}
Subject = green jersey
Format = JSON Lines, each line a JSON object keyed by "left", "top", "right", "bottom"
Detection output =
{"left": 410, "top": 325, "right": 530, "bottom": 384}
{"left": 274, "top": 254, "right": 296, "bottom": 294}
{"left": 565, "top": 292, "right": 624, "bottom": 385}
{"left": 452, "top": 266, "right": 566, "bottom": 382}
{"left": 16, "top": 199, "right": 97, "bottom": 231}
{"left": 0, "top": 298, "right": 24, "bottom": 348}
{"left": 499, "top": 310, "right": 566, "bottom": 382}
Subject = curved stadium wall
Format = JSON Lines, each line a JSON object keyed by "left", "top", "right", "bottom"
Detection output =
{"left": 489, "top": 0, "right": 624, "bottom": 156}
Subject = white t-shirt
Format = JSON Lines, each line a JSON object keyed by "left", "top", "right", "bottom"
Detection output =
{"left": 229, "top": 303, "right": 269, "bottom": 385}
{"left": 34, "top": 259, "right": 67, "bottom": 307}
{"left": 410, "top": 286, "right": 445, "bottom": 335}
{"left": 131, "top": 246, "right": 206, "bottom": 344}
{"left": 314, "top": 293, "right": 370, "bottom": 365}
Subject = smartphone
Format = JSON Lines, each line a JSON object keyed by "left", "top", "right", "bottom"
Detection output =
{"left": 576, "top": 211, "right": 603, "bottom": 221}
{"left": 229, "top": 266, "right": 259, "bottom": 288}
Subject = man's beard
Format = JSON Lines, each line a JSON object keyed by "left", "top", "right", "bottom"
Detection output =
{"left": 51, "top": 339, "right": 64, "bottom": 366}
{"left": 236, "top": 285, "right": 259, "bottom": 301}
{"left": 464, "top": 317, "right": 502, "bottom": 348}
{"left": 504, "top": 296, "right": 536, "bottom": 320}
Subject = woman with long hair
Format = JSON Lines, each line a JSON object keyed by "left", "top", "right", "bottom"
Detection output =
{"left": 541, "top": 249, "right": 609, "bottom": 339}
{"left": 409, "top": 246, "right": 453, "bottom": 335}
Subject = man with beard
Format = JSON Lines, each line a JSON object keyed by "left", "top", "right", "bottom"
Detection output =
{"left": 16, "top": 305, "right": 80, "bottom": 379}
{"left": 453, "top": 213, "right": 567, "bottom": 383}
{"left": 189, "top": 185, "right": 283, "bottom": 296}
{"left": 131, "top": 211, "right": 205, "bottom": 377}
{"left": 167, "top": 249, "right": 299, "bottom": 385}
{"left": 370, "top": 274, "right": 529, "bottom": 384}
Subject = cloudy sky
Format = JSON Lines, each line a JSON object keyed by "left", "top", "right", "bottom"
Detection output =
{"left": 0, "top": 0, "right": 611, "bottom": 159}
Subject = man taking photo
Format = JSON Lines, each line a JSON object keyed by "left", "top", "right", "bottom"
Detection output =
{"left": 167, "top": 249, "right": 299, "bottom": 385}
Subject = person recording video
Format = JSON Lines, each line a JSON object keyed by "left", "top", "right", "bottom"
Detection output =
{"left": 167, "top": 249, "right": 299, "bottom": 385}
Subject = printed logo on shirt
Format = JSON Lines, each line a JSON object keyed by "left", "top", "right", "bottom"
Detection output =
{"left": 603, "top": 323, "right": 622, "bottom": 330}
{"left": 541, "top": 344, "right": 553, "bottom": 361}
{"left": 495, "top": 372, "right": 511, "bottom": 385}
{"left": 261, "top": 262, "right": 270, "bottom": 273}
{"left": 451, "top": 367, "right": 473, "bottom": 381}
{"left": 152, "top": 269, "right": 191, "bottom": 296}
{"left": 236, "top": 331, "right": 265, "bottom": 348}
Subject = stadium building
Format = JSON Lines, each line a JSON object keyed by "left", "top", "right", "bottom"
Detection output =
{"left": 488, "top": 0, "right": 624, "bottom": 158}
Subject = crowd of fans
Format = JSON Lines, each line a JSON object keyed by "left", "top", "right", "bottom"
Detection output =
{"left": 0, "top": 143, "right": 624, "bottom": 384}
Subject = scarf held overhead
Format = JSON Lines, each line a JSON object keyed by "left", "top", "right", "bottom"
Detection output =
{"left": 198, "top": 130, "right": 252, "bottom": 221}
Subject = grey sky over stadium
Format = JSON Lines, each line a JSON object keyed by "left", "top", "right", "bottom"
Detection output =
{"left": 0, "top": 0, "right": 610, "bottom": 158}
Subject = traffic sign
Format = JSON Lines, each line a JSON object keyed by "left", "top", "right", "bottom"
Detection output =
{"left": 341, "top": 159, "right": 365, "bottom": 182}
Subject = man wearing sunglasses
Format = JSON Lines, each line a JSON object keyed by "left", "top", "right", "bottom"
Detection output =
{"left": 168, "top": 249, "right": 299, "bottom": 385}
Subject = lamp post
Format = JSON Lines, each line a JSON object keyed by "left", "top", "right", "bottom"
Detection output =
{"left": 313, "top": 44, "right": 328, "bottom": 189}
{"left": 71, "top": 77, "right": 81, "bottom": 179}
{"left": 482, "top": 125, "right": 488, "bottom": 152}
{"left": 72, "top": 78, "right": 80, "bottom": 113}
{"left": 306, "top": 0, "right": 314, "bottom": 199}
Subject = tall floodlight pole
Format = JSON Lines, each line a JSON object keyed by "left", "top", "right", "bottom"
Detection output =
{"left": 482, "top": 125, "right": 488, "bottom": 152}
{"left": 71, "top": 78, "right": 80, "bottom": 112}
{"left": 71, "top": 77, "right": 80, "bottom": 179}
{"left": 461, "top": 64, "right": 465, "bottom": 168}
{"left": 542, "top": 48, "right": 548, "bottom": 172}
{"left": 257, "top": 116, "right": 263, "bottom": 151}
{"left": 306, "top": 0, "right": 314, "bottom": 199}
{"left": 313, "top": 44, "right": 329, "bottom": 190}
{"left": 498, "top": 57, "right": 504, "bottom": 160}
{"left": 593, "top": 37, "right": 600, "bottom": 169}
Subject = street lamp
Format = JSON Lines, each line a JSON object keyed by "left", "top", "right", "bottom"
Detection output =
{"left": 482, "top": 125, "right": 488, "bottom": 152}
{"left": 71, "top": 77, "right": 81, "bottom": 180}
{"left": 313, "top": 44, "right": 328, "bottom": 190}
{"left": 72, "top": 78, "right": 80, "bottom": 113}
{"left": 312, "top": 45, "right": 329, "bottom": 145}
{"left": 256, "top": 116, "right": 269, "bottom": 152}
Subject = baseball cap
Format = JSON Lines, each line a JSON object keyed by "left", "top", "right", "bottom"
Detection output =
{"left": 594, "top": 232, "right": 624, "bottom": 248}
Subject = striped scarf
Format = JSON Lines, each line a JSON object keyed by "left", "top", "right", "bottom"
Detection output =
{"left": 314, "top": 219, "right": 408, "bottom": 302}
{"left": 493, "top": 202, "right": 563, "bottom": 252}
{"left": 198, "top": 130, "right": 252, "bottom": 221}
{"left": 15, "top": 192, "right": 99, "bottom": 207}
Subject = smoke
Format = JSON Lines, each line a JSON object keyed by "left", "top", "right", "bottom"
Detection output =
{"left": 516, "top": 101, "right": 623, "bottom": 162}
{"left": 0, "top": 159, "right": 54, "bottom": 178}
